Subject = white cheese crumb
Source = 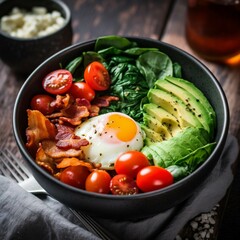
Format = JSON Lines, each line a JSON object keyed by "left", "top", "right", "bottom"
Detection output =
{"left": 0, "top": 7, "right": 66, "bottom": 38}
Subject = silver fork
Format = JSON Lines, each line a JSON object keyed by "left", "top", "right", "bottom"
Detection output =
{"left": 0, "top": 148, "right": 115, "bottom": 240}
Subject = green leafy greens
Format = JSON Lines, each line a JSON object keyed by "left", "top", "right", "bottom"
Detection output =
{"left": 65, "top": 35, "right": 182, "bottom": 122}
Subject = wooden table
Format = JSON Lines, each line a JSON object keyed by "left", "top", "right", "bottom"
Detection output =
{"left": 0, "top": 0, "right": 239, "bottom": 239}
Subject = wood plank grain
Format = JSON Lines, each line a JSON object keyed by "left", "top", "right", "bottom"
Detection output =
{"left": 66, "top": 0, "right": 174, "bottom": 42}
{"left": 0, "top": 61, "right": 24, "bottom": 150}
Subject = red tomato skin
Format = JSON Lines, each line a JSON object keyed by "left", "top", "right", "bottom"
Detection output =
{"left": 115, "top": 151, "right": 150, "bottom": 179}
{"left": 136, "top": 166, "right": 173, "bottom": 193}
{"left": 60, "top": 166, "right": 90, "bottom": 189}
{"left": 68, "top": 82, "right": 95, "bottom": 101}
{"left": 30, "top": 94, "right": 55, "bottom": 115}
{"left": 42, "top": 69, "right": 73, "bottom": 95}
{"left": 84, "top": 61, "right": 110, "bottom": 91}
{"left": 85, "top": 170, "right": 111, "bottom": 194}
{"left": 110, "top": 174, "right": 139, "bottom": 195}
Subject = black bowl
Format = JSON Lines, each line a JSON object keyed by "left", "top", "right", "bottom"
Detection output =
{"left": 0, "top": 0, "right": 73, "bottom": 76}
{"left": 13, "top": 37, "right": 229, "bottom": 219}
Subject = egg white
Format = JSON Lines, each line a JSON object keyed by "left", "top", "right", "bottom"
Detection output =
{"left": 75, "top": 112, "right": 144, "bottom": 169}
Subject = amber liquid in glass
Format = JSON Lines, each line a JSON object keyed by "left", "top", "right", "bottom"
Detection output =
{"left": 185, "top": 0, "right": 240, "bottom": 65}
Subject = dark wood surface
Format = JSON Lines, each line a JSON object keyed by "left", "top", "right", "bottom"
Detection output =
{"left": 0, "top": 0, "right": 239, "bottom": 239}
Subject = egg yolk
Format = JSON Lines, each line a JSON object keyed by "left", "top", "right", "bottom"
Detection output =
{"left": 104, "top": 114, "right": 138, "bottom": 142}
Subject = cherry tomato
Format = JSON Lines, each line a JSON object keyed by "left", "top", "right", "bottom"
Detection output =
{"left": 84, "top": 61, "right": 110, "bottom": 91}
{"left": 30, "top": 94, "right": 55, "bottom": 115}
{"left": 85, "top": 170, "right": 111, "bottom": 194}
{"left": 60, "top": 165, "right": 90, "bottom": 189}
{"left": 136, "top": 166, "right": 173, "bottom": 193}
{"left": 42, "top": 69, "right": 73, "bottom": 95}
{"left": 115, "top": 151, "right": 150, "bottom": 179}
{"left": 68, "top": 82, "right": 95, "bottom": 101}
{"left": 110, "top": 174, "right": 139, "bottom": 195}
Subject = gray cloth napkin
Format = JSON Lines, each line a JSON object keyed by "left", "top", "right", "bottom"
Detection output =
{"left": 0, "top": 135, "right": 239, "bottom": 240}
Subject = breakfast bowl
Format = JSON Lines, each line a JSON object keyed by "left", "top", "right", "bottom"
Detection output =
{"left": 0, "top": 0, "right": 72, "bottom": 76}
{"left": 13, "top": 36, "right": 229, "bottom": 219}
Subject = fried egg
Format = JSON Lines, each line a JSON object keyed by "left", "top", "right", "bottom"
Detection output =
{"left": 75, "top": 112, "right": 144, "bottom": 169}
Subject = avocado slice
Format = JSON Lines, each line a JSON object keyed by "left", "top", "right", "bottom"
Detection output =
{"left": 165, "top": 76, "right": 216, "bottom": 137}
{"left": 141, "top": 127, "right": 216, "bottom": 170}
{"left": 148, "top": 143, "right": 174, "bottom": 167}
{"left": 143, "top": 103, "right": 182, "bottom": 137}
{"left": 141, "top": 124, "right": 163, "bottom": 143}
{"left": 155, "top": 78, "right": 214, "bottom": 137}
{"left": 143, "top": 113, "right": 172, "bottom": 140}
{"left": 141, "top": 145, "right": 166, "bottom": 167}
{"left": 151, "top": 127, "right": 210, "bottom": 164}
{"left": 148, "top": 88, "right": 203, "bottom": 129}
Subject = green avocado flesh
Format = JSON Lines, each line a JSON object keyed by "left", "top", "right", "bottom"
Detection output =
{"left": 141, "top": 127, "right": 216, "bottom": 172}
{"left": 141, "top": 76, "right": 216, "bottom": 180}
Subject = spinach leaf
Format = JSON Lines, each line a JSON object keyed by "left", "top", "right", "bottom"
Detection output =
{"left": 99, "top": 59, "right": 149, "bottom": 122}
{"left": 173, "top": 62, "right": 182, "bottom": 78}
{"left": 65, "top": 56, "right": 83, "bottom": 75}
{"left": 95, "top": 35, "right": 136, "bottom": 52}
{"left": 136, "top": 51, "right": 173, "bottom": 88}
{"left": 83, "top": 51, "right": 105, "bottom": 68}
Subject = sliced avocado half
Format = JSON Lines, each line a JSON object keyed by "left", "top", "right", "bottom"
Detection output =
{"left": 143, "top": 113, "right": 172, "bottom": 140}
{"left": 143, "top": 103, "right": 182, "bottom": 137}
{"left": 155, "top": 78, "right": 214, "bottom": 137}
{"left": 165, "top": 76, "right": 216, "bottom": 138}
{"left": 148, "top": 88, "right": 203, "bottom": 129}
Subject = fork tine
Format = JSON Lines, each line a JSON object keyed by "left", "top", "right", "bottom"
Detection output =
{"left": 5, "top": 149, "right": 32, "bottom": 176}
{"left": 0, "top": 149, "right": 28, "bottom": 182}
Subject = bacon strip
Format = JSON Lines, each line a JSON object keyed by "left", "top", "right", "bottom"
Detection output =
{"left": 41, "top": 140, "right": 84, "bottom": 158}
{"left": 92, "top": 95, "right": 119, "bottom": 107}
{"left": 57, "top": 157, "right": 93, "bottom": 171}
{"left": 26, "top": 110, "right": 57, "bottom": 154}
{"left": 36, "top": 145, "right": 56, "bottom": 174}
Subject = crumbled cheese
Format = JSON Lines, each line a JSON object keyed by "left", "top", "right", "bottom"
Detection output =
{"left": 0, "top": 7, "right": 65, "bottom": 38}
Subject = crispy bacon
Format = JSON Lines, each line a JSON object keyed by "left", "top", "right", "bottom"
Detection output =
{"left": 55, "top": 124, "right": 89, "bottom": 150}
{"left": 55, "top": 124, "right": 75, "bottom": 140}
{"left": 26, "top": 110, "right": 57, "bottom": 154}
{"left": 50, "top": 94, "right": 72, "bottom": 109}
{"left": 41, "top": 140, "right": 84, "bottom": 158}
{"left": 59, "top": 104, "right": 90, "bottom": 125}
{"left": 35, "top": 145, "right": 56, "bottom": 175}
{"left": 56, "top": 137, "right": 89, "bottom": 150}
{"left": 76, "top": 98, "right": 100, "bottom": 117}
{"left": 76, "top": 98, "right": 91, "bottom": 108}
{"left": 57, "top": 157, "right": 93, "bottom": 171}
{"left": 89, "top": 105, "right": 100, "bottom": 117}
{"left": 92, "top": 95, "right": 119, "bottom": 107}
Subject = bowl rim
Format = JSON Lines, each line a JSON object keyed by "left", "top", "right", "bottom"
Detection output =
{"left": 13, "top": 36, "right": 230, "bottom": 200}
{"left": 0, "top": 0, "right": 71, "bottom": 41}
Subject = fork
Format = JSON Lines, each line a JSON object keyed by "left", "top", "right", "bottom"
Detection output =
{"left": 0, "top": 148, "right": 115, "bottom": 240}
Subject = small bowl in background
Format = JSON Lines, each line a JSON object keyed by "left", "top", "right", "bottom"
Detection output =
{"left": 0, "top": 0, "right": 73, "bottom": 76}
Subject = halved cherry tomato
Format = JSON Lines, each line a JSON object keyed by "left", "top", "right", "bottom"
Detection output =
{"left": 110, "top": 174, "right": 139, "bottom": 195}
{"left": 85, "top": 170, "right": 111, "bottom": 194}
{"left": 68, "top": 82, "right": 95, "bottom": 101}
{"left": 115, "top": 151, "right": 150, "bottom": 179}
{"left": 60, "top": 165, "right": 90, "bottom": 189}
{"left": 30, "top": 94, "right": 55, "bottom": 115}
{"left": 42, "top": 69, "right": 73, "bottom": 95}
{"left": 84, "top": 61, "right": 110, "bottom": 91}
{"left": 136, "top": 166, "right": 173, "bottom": 193}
